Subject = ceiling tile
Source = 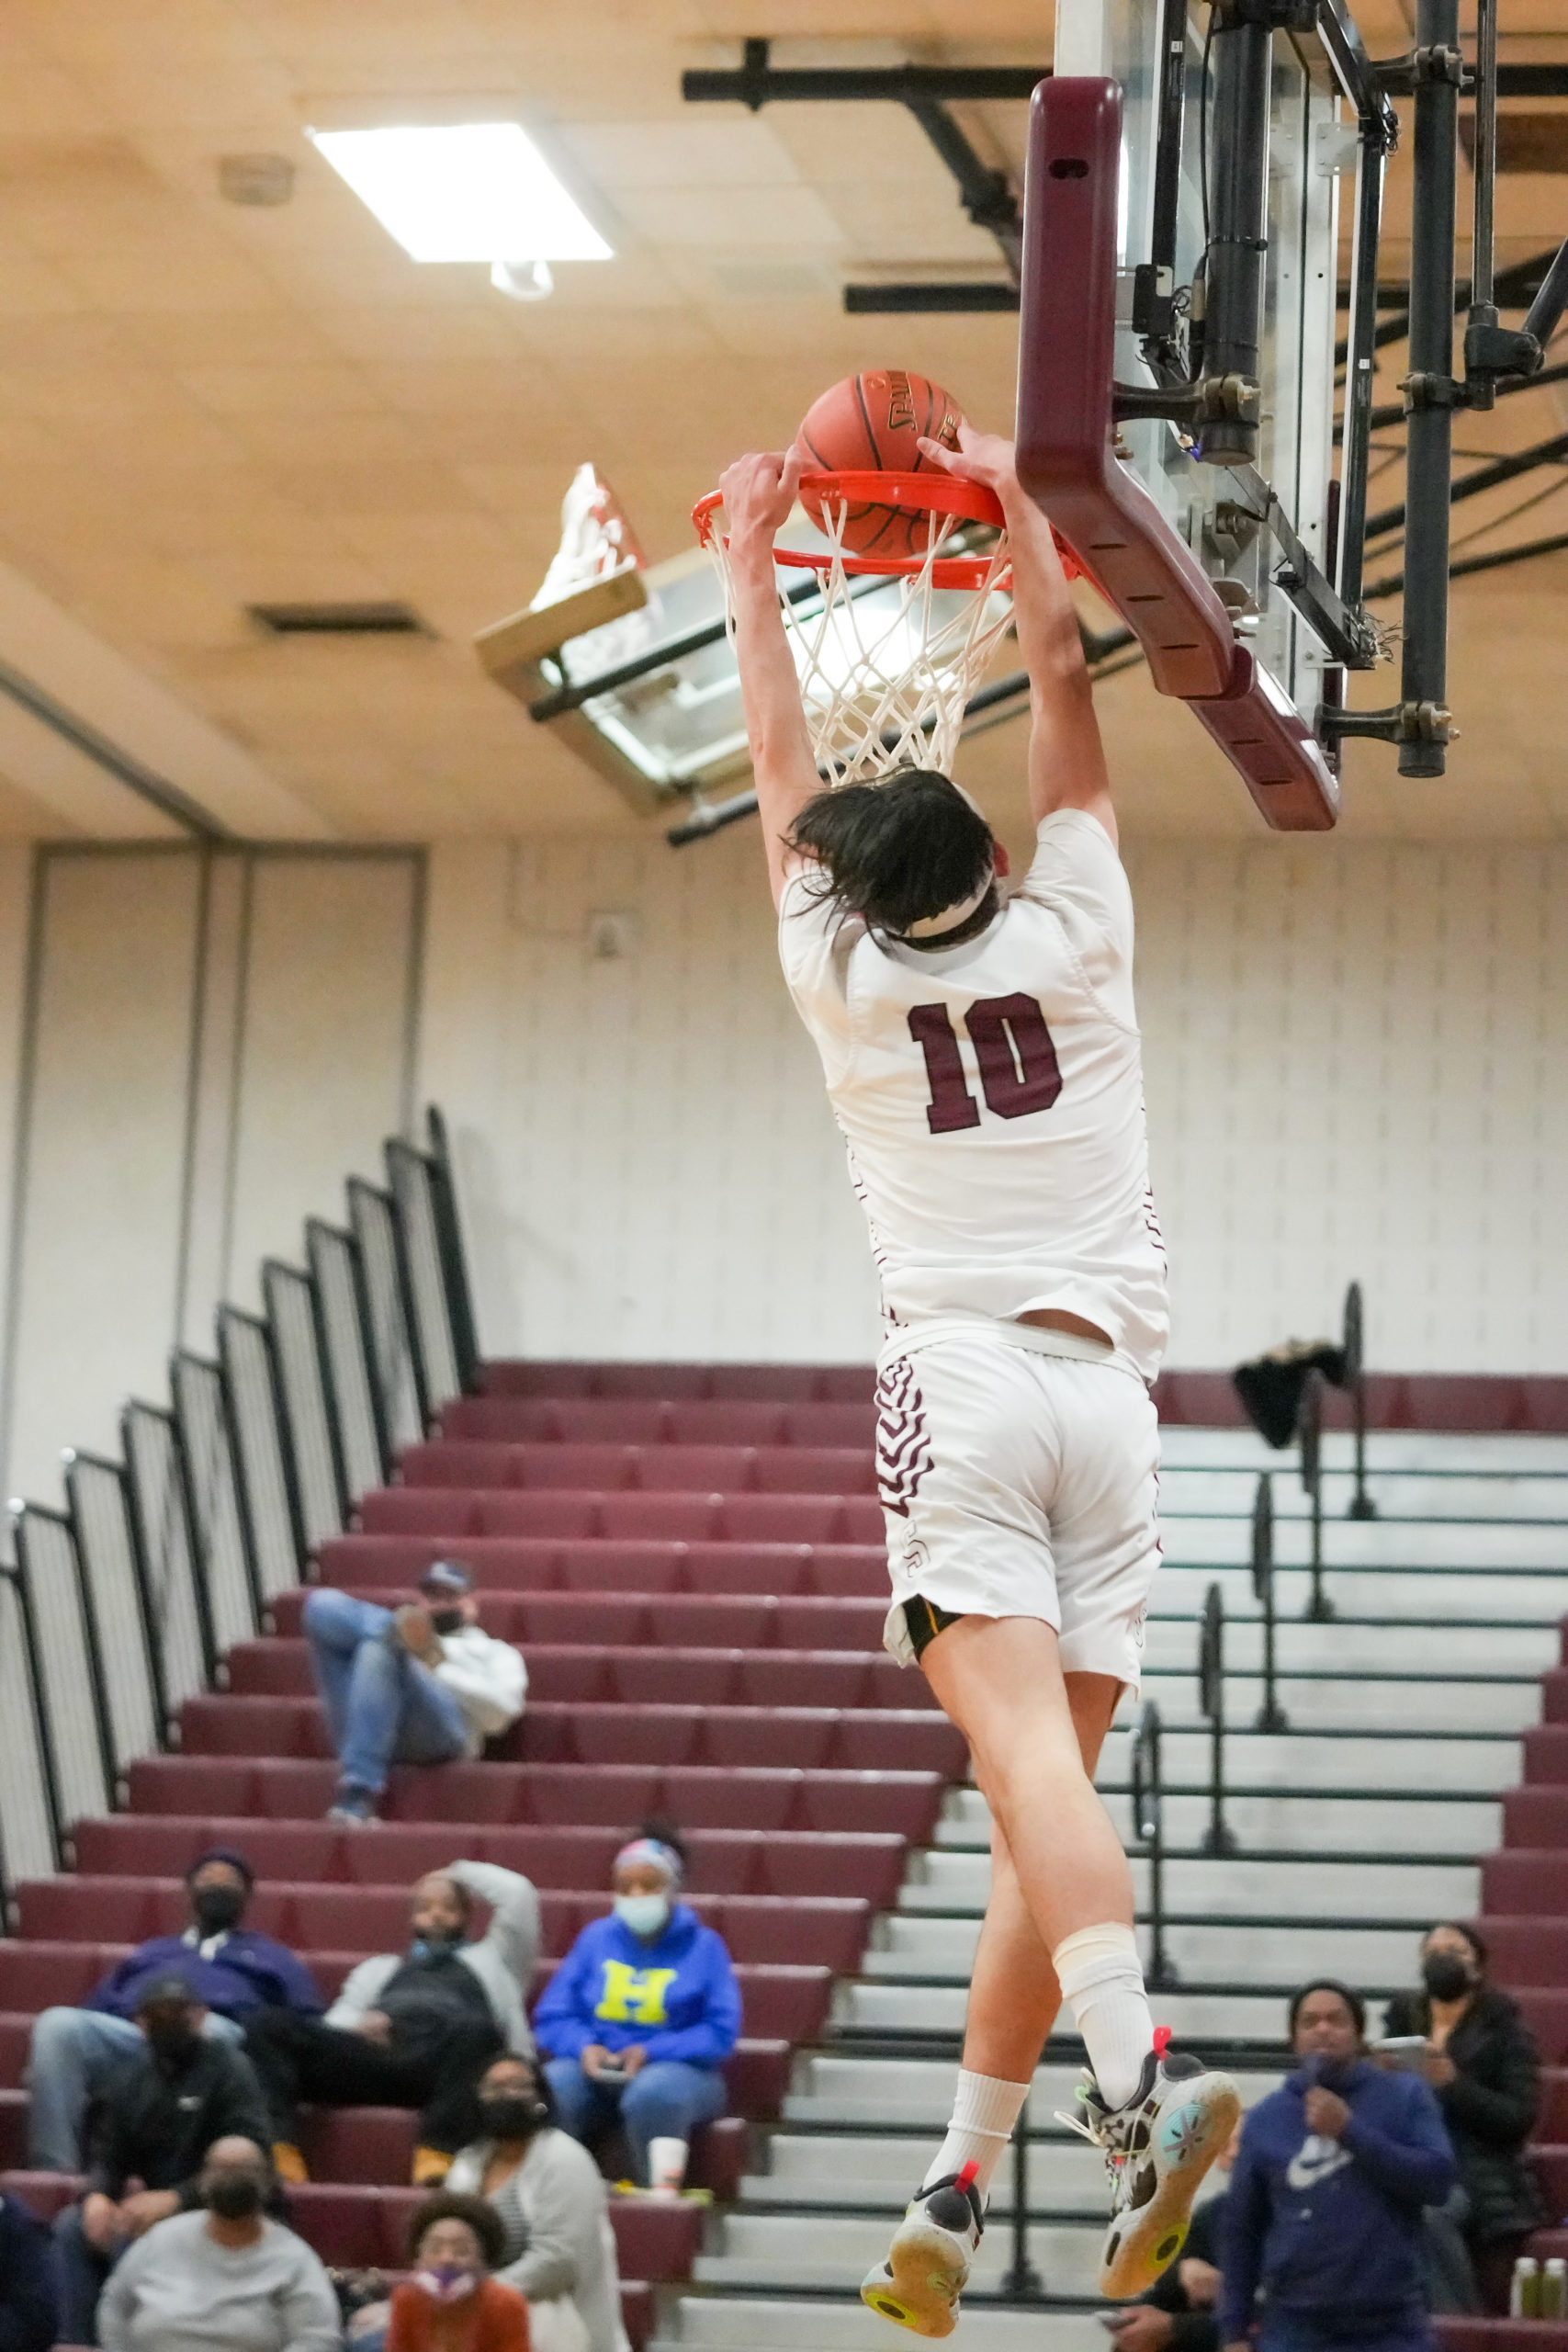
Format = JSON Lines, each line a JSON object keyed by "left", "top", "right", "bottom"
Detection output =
{"left": 561, "top": 116, "right": 803, "bottom": 188}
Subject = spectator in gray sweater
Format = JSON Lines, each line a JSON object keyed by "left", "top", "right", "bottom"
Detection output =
{"left": 97, "top": 2138, "right": 339, "bottom": 2352}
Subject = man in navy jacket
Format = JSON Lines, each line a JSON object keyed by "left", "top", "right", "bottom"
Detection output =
{"left": 27, "top": 1847, "right": 321, "bottom": 2171}
{"left": 1221, "top": 1980, "right": 1456, "bottom": 2352}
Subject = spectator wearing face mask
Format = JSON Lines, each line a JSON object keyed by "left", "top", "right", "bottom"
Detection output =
{"left": 532, "top": 1825, "right": 740, "bottom": 2191}
{"left": 446, "top": 2053, "right": 630, "bottom": 2352}
{"left": 1220, "top": 1979, "right": 1456, "bottom": 2352}
{"left": 386, "top": 2197, "right": 530, "bottom": 2352}
{"left": 302, "top": 1562, "right": 526, "bottom": 1826}
{"left": 1382, "top": 1922, "right": 1545, "bottom": 2314}
{"left": 244, "top": 1860, "right": 539, "bottom": 2188}
{"left": 96, "top": 2136, "right": 339, "bottom": 2352}
{"left": 27, "top": 1848, "right": 321, "bottom": 2172}
{"left": 54, "top": 1977, "right": 273, "bottom": 2345}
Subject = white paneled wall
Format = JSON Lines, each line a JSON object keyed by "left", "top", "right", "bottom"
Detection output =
{"left": 1127, "top": 839, "right": 1568, "bottom": 1372}
{"left": 0, "top": 825, "right": 1560, "bottom": 1515}
{"left": 423, "top": 832, "right": 1568, "bottom": 1375}
{"left": 422, "top": 832, "right": 881, "bottom": 1365}
{"left": 0, "top": 846, "right": 423, "bottom": 1508}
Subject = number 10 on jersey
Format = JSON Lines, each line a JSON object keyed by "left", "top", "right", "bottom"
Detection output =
{"left": 908, "top": 994, "right": 1064, "bottom": 1135}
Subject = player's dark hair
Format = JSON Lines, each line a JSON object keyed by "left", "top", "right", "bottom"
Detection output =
{"left": 786, "top": 768, "right": 996, "bottom": 943}
{"left": 1288, "top": 1977, "right": 1367, "bottom": 2040}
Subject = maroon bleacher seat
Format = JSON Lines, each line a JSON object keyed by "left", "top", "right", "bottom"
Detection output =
{"left": 1483, "top": 1853, "right": 1568, "bottom": 1913}
{"left": 1524, "top": 1728, "right": 1568, "bottom": 1782}
{"left": 70, "top": 1817, "right": 907, "bottom": 1905}
{"left": 0, "top": 1359, "right": 970, "bottom": 2310}
{"left": 1529, "top": 2145, "right": 1568, "bottom": 2211}
{"left": 125, "top": 1755, "right": 945, "bottom": 1836}
{"left": 1537, "top": 2072, "right": 1568, "bottom": 2139}
{"left": 1436, "top": 2326, "right": 1568, "bottom": 2352}
{"left": 1503, "top": 1788, "right": 1568, "bottom": 1846}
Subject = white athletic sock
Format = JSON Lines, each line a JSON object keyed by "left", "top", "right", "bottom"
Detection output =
{"left": 919, "top": 2070, "right": 1031, "bottom": 2199}
{"left": 1052, "top": 1922, "right": 1154, "bottom": 2113}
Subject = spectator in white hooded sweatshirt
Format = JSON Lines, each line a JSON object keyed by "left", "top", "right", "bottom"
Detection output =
{"left": 301, "top": 1561, "right": 525, "bottom": 1825}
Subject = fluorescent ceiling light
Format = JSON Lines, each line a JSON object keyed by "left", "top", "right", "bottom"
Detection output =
{"left": 308, "top": 122, "right": 612, "bottom": 263}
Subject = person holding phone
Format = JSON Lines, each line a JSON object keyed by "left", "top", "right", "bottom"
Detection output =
{"left": 531, "top": 1826, "right": 739, "bottom": 2191}
{"left": 1382, "top": 1923, "right": 1544, "bottom": 2313}
{"left": 1219, "top": 1981, "right": 1456, "bottom": 2352}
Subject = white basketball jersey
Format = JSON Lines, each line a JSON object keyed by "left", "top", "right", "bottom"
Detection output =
{"left": 778, "top": 808, "right": 1168, "bottom": 1380}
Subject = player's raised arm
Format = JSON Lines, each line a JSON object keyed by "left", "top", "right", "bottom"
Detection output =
{"left": 717, "top": 447, "right": 819, "bottom": 907}
{"left": 918, "top": 425, "right": 1116, "bottom": 847}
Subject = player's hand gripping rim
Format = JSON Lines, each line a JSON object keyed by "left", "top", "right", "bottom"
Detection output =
{"left": 716, "top": 445, "right": 803, "bottom": 557}
{"left": 915, "top": 420, "right": 1019, "bottom": 501}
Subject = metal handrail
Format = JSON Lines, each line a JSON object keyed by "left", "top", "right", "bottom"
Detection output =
{"left": 998, "top": 2115, "right": 1046, "bottom": 2299}
{"left": 1298, "top": 1367, "right": 1335, "bottom": 1622}
{"left": 1343, "top": 1279, "right": 1377, "bottom": 1520}
{"left": 1129, "top": 1697, "right": 1175, "bottom": 1985}
{"left": 1198, "top": 1582, "right": 1237, "bottom": 1855}
{"left": 0, "top": 1103, "right": 479, "bottom": 1903}
{"left": 1251, "top": 1472, "right": 1289, "bottom": 1732}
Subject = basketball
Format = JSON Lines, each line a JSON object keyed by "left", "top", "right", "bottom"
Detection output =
{"left": 796, "top": 368, "right": 964, "bottom": 557}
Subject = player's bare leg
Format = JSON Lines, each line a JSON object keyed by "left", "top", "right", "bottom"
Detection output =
{"left": 862, "top": 1625, "right": 1237, "bottom": 2334}
{"left": 959, "top": 1670, "right": 1122, "bottom": 2081}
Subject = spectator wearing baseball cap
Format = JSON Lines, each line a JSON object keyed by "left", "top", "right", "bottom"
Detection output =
{"left": 54, "top": 1976, "right": 273, "bottom": 2344}
{"left": 301, "top": 1563, "right": 526, "bottom": 1825}
{"left": 27, "top": 1849, "right": 321, "bottom": 2174}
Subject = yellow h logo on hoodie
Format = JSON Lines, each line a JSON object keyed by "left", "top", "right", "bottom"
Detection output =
{"left": 595, "top": 1962, "right": 678, "bottom": 2026}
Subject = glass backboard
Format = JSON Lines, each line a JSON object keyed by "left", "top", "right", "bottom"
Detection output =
{"left": 1055, "top": 0, "right": 1345, "bottom": 735}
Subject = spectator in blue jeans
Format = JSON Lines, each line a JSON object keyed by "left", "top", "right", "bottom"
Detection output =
{"left": 533, "top": 1827, "right": 740, "bottom": 2189}
{"left": 27, "top": 1848, "right": 320, "bottom": 2172}
{"left": 303, "top": 1561, "right": 526, "bottom": 1823}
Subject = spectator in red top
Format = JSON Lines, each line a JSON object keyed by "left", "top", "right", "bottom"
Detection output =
{"left": 386, "top": 2197, "right": 530, "bottom": 2352}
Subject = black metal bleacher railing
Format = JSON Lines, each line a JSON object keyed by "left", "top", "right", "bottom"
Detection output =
{"left": 0, "top": 1104, "right": 480, "bottom": 1917}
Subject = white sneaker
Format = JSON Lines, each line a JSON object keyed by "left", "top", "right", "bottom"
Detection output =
{"left": 860, "top": 2161, "right": 984, "bottom": 2337}
{"left": 1058, "top": 2032, "right": 1240, "bottom": 2299}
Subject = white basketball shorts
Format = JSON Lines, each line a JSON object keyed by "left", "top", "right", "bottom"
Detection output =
{"left": 876, "top": 1333, "right": 1161, "bottom": 1688}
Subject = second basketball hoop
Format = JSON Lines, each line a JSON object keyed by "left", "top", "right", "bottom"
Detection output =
{"left": 693, "top": 469, "right": 1014, "bottom": 786}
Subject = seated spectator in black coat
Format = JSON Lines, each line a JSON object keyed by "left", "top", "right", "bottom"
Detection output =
{"left": 1384, "top": 1921, "right": 1545, "bottom": 2314}
{"left": 0, "top": 2189, "right": 59, "bottom": 2352}
{"left": 1104, "top": 2119, "right": 1241, "bottom": 2352}
{"left": 244, "top": 1860, "right": 539, "bottom": 2191}
{"left": 54, "top": 1974, "right": 272, "bottom": 2346}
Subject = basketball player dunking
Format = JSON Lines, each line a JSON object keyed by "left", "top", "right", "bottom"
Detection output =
{"left": 717, "top": 424, "right": 1238, "bottom": 2335}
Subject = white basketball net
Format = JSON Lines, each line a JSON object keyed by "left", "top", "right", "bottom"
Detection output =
{"left": 709, "top": 499, "right": 1013, "bottom": 785}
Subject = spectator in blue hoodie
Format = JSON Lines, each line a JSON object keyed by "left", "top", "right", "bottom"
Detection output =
{"left": 1220, "top": 1979, "right": 1456, "bottom": 2352}
{"left": 532, "top": 1826, "right": 741, "bottom": 2188}
{"left": 27, "top": 1847, "right": 321, "bottom": 2172}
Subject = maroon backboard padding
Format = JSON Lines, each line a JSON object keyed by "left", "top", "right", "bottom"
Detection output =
{"left": 1189, "top": 645, "right": 1342, "bottom": 832}
{"left": 1015, "top": 77, "right": 1339, "bottom": 833}
{"left": 1016, "top": 76, "right": 1236, "bottom": 703}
